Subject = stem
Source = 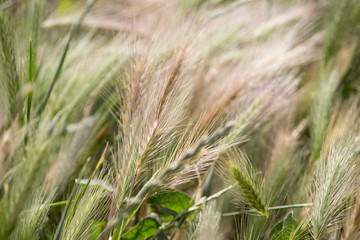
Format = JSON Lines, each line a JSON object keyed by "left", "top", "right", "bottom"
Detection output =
{"left": 48, "top": 201, "right": 68, "bottom": 208}
{"left": 222, "top": 203, "right": 314, "bottom": 217}
{"left": 27, "top": 39, "right": 34, "bottom": 123}
{"left": 188, "top": 185, "right": 234, "bottom": 212}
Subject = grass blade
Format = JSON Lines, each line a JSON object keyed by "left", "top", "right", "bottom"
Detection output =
{"left": 27, "top": 39, "right": 34, "bottom": 123}
{"left": 38, "top": 0, "right": 98, "bottom": 115}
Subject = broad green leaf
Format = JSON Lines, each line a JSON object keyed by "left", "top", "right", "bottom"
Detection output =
{"left": 148, "top": 188, "right": 192, "bottom": 213}
{"left": 121, "top": 216, "right": 161, "bottom": 240}
{"left": 269, "top": 211, "right": 297, "bottom": 240}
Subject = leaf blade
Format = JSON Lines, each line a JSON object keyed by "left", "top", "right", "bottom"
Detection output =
{"left": 148, "top": 188, "right": 193, "bottom": 213}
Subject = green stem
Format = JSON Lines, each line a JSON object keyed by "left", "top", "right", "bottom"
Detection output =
{"left": 38, "top": 0, "right": 98, "bottom": 115}
{"left": 222, "top": 203, "right": 313, "bottom": 217}
{"left": 48, "top": 201, "right": 68, "bottom": 208}
{"left": 27, "top": 39, "right": 34, "bottom": 123}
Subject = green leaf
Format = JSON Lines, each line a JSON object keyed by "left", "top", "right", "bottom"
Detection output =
{"left": 269, "top": 212, "right": 298, "bottom": 240}
{"left": 152, "top": 205, "right": 177, "bottom": 222}
{"left": 270, "top": 221, "right": 283, "bottom": 240}
{"left": 90, "top": 221, "right": 106, "bottom": 240}
{"left": 148, "top": 188, "right": 193, "bottom": 213}
{"left": 121, "top": 216, "right": 161, "bottom": 240}
{"left": 112, "top": 226, "right": 121, "bottom": 240}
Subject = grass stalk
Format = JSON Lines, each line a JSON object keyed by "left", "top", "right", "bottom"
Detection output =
{"left": 27, "top": 40, "right": 34, "bottom": 123}
{"left": 222, "top": 203, "right": 314, "bottom": 217}
{"left": 38, "top": 0, "right": 98, "bottom": 115}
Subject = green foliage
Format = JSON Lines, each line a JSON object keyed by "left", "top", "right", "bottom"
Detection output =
{"left": 148, "top": 189, "right": 193, "bottom": 213}
{"left": 121, "top": 216, "right": 161, "bottom": 240}
{"left": 270, "top": 212, "right": 299, "bottom": 240}
{"left": 90, "top": 221, "right": 106, "bottom": 240}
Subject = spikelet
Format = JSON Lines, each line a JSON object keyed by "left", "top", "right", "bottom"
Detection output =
{"left": 220, "top": 149, "right": 268, "bottom": 218}
{"left": 309, "top": 136, "right": 360, "bottom": 239}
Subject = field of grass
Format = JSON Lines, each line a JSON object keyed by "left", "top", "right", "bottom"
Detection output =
{"left": 0, "top": 0, "right": 360, "bottom": 239}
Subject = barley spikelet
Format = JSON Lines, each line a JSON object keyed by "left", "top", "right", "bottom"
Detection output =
{"left": 221, "top": 150, "right": 268, "bottom": 218}
{"left": 0, "top": 15, "right": 19, "bottom": 119}
{"left": 309, "top": 136, "right": 360, "bottom": 239}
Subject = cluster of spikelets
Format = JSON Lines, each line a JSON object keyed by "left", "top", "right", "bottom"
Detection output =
{"left": 0, "top": 0, "right": 360, "bottom": 239}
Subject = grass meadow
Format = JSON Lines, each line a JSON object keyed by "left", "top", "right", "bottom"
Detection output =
{"left": 1, "top": 0, "right": 360, "bottom": 239}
